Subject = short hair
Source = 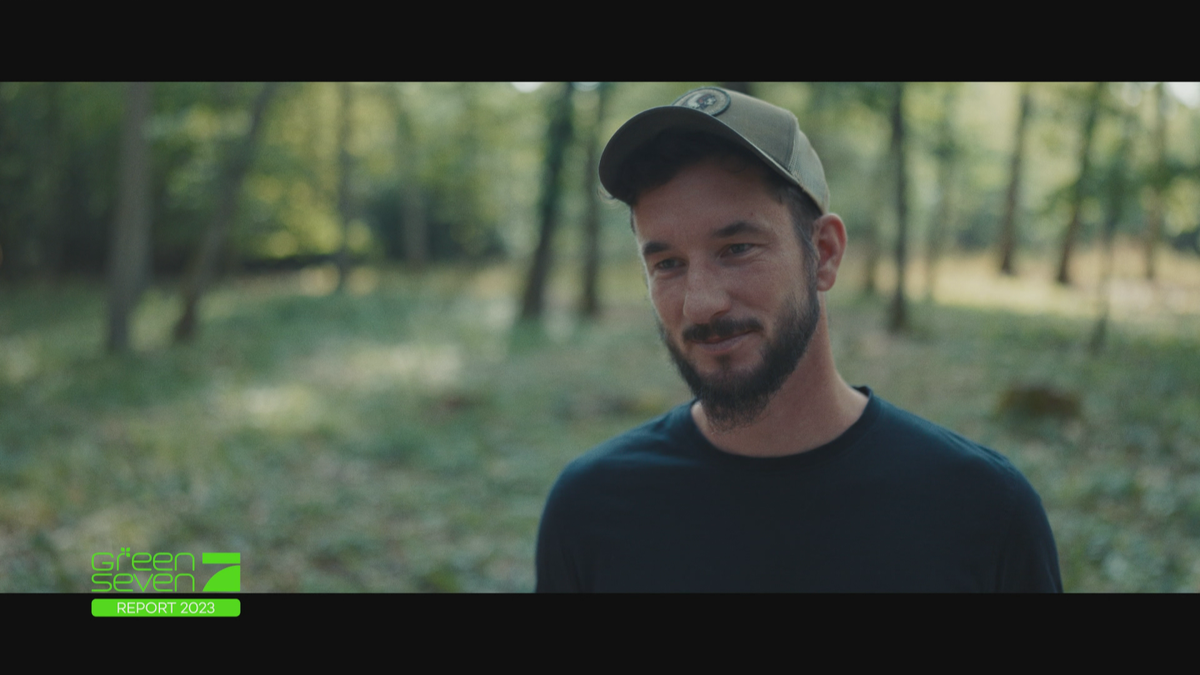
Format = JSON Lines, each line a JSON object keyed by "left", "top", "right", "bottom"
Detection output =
{"left": 608, "top": 131, "right": 822, "bottom": 268}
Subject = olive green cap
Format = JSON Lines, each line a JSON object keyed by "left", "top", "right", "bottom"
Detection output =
{"left": 599, "top": 86, "right": 829, "bottom": 213}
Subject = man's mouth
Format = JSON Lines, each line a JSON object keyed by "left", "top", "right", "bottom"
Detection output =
{"left": 683, "top": 318, "right": 762, "bottom": 345}
{"left": 690, "top": 330, "right": 754, "bottom": 354}
{"left": 694, "top": 330, "right": 749, "bottom": 344}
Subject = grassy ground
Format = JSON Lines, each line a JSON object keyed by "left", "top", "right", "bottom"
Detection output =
{"left": 2, "top": 243, "right": 1198, "bottom": 592}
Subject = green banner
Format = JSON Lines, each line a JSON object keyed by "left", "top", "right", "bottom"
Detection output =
{"left": 92, "top": 598, "right": 241, "bottom": 617}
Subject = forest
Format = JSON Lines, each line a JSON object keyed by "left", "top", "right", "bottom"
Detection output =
{"left": 1, "top": 82, "right": 1198, "bottom": 592}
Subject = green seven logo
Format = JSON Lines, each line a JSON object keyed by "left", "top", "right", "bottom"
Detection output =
{"left": 91, "top": 548, "right": 241, "bottom": 592}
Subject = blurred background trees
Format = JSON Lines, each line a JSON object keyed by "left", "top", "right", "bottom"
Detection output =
{"left": 3, "top": 82, "right": 1200, "bottom": 594}
{"left": 2, "top": 81, "right": 1199, "bottom": 339}
{"left": 106, "top": 82, "right": 153, "bottom": 353}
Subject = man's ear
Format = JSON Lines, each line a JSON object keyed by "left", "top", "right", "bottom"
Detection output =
{"left": 814, "top": 214, "right": 847, "bottom": 292}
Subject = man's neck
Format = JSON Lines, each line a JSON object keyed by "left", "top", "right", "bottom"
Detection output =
{"left": 690, "top": 316, "right": 868, "bottom": 458}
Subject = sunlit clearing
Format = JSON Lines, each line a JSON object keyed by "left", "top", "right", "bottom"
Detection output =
{"left": 919, "top": 245, "right": 1200, "bottom": 338}
{"left": 0, "top": 336, "right": 38, "bottom": 385}
{"left": 297, "top": 265, "right": 339, "bottom": 296}
{"left": 229, "top": 383, "right": 323, "bottom": 432}
{"left": 511, "top": 82, "right": 543, "bottom": 93}
{"left": 309, "top": 342, "right": 464, "bottom": 392}
{"left": 347, "top": 267, "right": 380, "bottom": 295}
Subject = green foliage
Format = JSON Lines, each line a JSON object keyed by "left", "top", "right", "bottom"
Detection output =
{"left": 4, "top": 82, "right": 1197, "bottom": 283}
{"left": 3, "top": 248, "right": 1199, "bottom": 591}
{"left": 0, "top": 83, "right": 124, "bottom": 277}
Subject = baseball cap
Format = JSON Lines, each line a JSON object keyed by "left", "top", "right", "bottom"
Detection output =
{"left": 598, "top": 86, "right": 829, "bottom": 214}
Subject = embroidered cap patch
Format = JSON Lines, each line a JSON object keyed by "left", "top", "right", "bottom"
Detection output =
{"left": 673, "top": 88, "right": 731, "bottom": 116}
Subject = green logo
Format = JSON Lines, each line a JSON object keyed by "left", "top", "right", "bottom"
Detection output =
{"left": 90, "top": 549, "right": 241, "bottom": 592}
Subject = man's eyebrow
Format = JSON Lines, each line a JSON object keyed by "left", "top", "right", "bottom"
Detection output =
{"left": 642, "top": 222, "right": 768, "bottom": 258}
{"left": 642, "top": 241, "right": 670, "bottom": 258}
{"left": 713, "top": 221, "right": 767, "bottom": 239}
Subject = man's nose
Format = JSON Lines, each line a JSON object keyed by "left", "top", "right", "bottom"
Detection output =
{"left": 682, "top": 264, "right": 731, "bottom": 326}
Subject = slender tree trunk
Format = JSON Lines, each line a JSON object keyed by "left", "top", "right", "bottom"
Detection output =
{"left": 336, "top": 82, "right": 354, "bottom": 293}
{"left": 1056, "top": 82, "right": 1104, "bottom": 286}
{"left": 393, "top": 85, "right": 427, "bottom": 269}
{"left": 0, "top": 83, "right": 7, "bottom": 276}
{"left": 0, "top": 82, "right": 33, "bottom": 278}
{"left": 36, "top": 82, "right": 67, "bottom": 279}
{"left": 580, "top": 82, "right": 611, "bottom": 320}
{"left": 1144, "top": 81, "right": 1167, "bottom": 281}
{"left": 998, "top": 82, "right": 1032, "bottom": 276}
{"left": 861, "top": 147, "right": 890, "bottom": 297}
{"left": 926, "top": 84, "right": 959, "bottom": 303}
{"left": 887, "top": 83, "right": 910, "bottom": 333}
{"left": 1091, "top": 102, "right": 1138, "bottom": 355}
{"left": 519, "top": 82, "right": 575, "bottom": 322}
{"left": 174, "top": 83, "right": 278, "bottom": 342}
{"left": 454, "top": 83, "right": 484, "bottom": 255}
{"left": 107, "top": 82, "right": 153, "bottom": 354}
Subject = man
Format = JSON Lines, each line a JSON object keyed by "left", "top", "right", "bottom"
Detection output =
{"left": 535, "top": 86, "right": 1062, "bottom": 592}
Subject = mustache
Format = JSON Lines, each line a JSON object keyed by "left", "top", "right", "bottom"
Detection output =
{"left": 682, "top": 317, "right": 763, "bottom": 343}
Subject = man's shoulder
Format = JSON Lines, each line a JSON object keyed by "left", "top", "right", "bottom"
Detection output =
{"left": 536, "top": 401, "right": 697, "bottom": 592}
{"left": 865, "top": 395, "right": 1061, "bottom": 591}
{"left": 867, "top": 396, "right": 1053, "bottom": 551}
{"left": 869, "top": 396, "right": 1029, "bottom": 490}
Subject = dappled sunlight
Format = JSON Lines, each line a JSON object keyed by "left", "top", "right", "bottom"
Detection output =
{"left": 346, "top": 266, "right": 380, "bottom": 295}
{"left": 216, "top": 382, "right": 325, "bottom": 434}
{"left": 1168, "top": 82, "right": 1200, "bottom": 108}
{"left": 2, "top": 264, "right": 1199, "bottom": 591}
{"left": 466, "top": 265, "right": 520, "bottom": 299}
{"left": 0, "top": 336, "right": 37, "bottom": 385}
{"left": 472, "top": 296, "right": 516, "bottom": 335}
{"left": 297, "top": 265, "right": 340, "bottom": 296}
{"left": 306, "top": 341, "right": 465, "bottom": 393}
{"left": 838, "top": 242, "right": 1200, "bottom": 341}
{"left": 46, "top": 504, "right": 164, "bottom": 574}
{"left": 935, "top": 261, "right": 1093, "bottom": 318}
{"left": 7, "top": 81, "right": 1200, "bottom": 593}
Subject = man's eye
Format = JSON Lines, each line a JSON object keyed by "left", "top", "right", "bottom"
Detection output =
{"left": 726, "top": 243, "right": 753, "bottom": 255}
{"left": 655, "top": 258, "right": 682, "bottom": 271}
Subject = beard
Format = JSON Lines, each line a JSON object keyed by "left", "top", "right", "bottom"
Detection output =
{"left": 659, "top": 280, "right": 820, "bottom": 432}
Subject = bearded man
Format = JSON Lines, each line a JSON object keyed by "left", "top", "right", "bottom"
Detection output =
{"left": 535, "top": 87, "right": 1062, "bottom": 592}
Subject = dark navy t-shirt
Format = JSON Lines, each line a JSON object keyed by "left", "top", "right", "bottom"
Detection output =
{"left": 536, "top": 388, "right": 1062, "bottom": 592}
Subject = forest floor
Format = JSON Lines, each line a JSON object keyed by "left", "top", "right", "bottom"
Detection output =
{"left": 2, "top": 243, "right": 1198, "bottom": 592}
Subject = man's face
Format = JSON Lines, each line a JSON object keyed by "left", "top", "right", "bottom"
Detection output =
{"left": 633, "top": 158, "right": 820, "bottom": 431}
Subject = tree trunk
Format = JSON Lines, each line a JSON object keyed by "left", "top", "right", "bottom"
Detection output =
{"left": 519, "top": 82, "right": 575, "bottom": 322}
{"left": 887, "top": 82, "right": 909, "bottom": 334}
{"left": 392, "top": 85, "right": 427, "bottom": 269}
{"left": 0, "top": 83, "right": 7, "bottom": 277}
{"left": 35, "top": 82, "right": 67, "bottom": 279}
{"left": 107, "top": 82, "right": 153, "bottom": 354}
{"left": 998, "top": 82, "right": 1032, "bottom": 276}
{"left": 926, "top": 84, "right": 959, "bottom": 303}
{"left": 453, "top": 83, "right": 484, "bottom": 256}
{"left": 580, "top": 82, "right": 611, "bottom": 320}
{"left": 861, "top": 147, "right": 891, "bottom": 297}
{"left": 335, "top": 82, "right": 354, "bottom": 293}
{"left": 174, "top": 83, "right": 278, "bottom": 342}
{"left": 1090, "top": 101, "right": 1138, "bottom": 355}
{"left": 1056, "top": 82, "right": 1103, "bottom": 286}
{"left": 0, "top": 82, "right": 30, "bottom": 280}
{"left": 1144, "top": 81, "right": 1167, "bottom": 281}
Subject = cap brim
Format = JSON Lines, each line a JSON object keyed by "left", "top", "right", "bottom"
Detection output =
{"left": 598, "top": 105, "right": 801, "bottom": 201}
